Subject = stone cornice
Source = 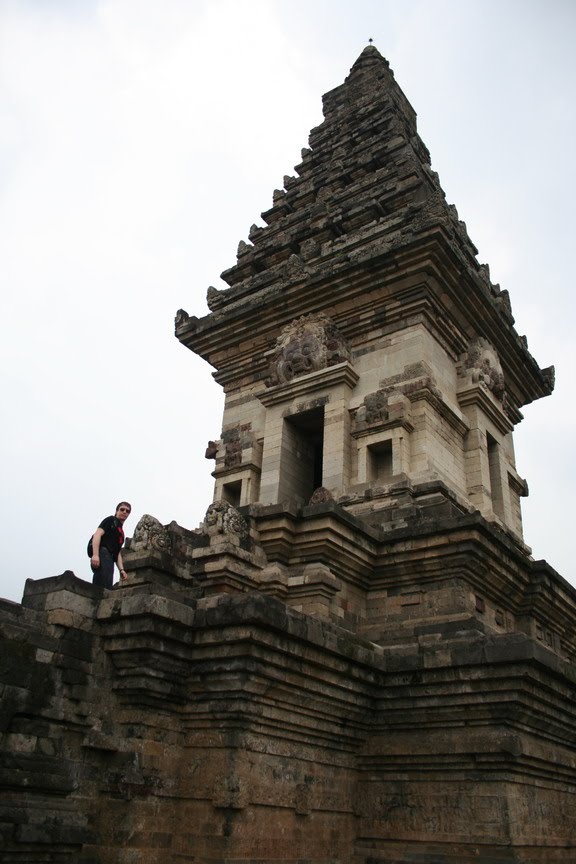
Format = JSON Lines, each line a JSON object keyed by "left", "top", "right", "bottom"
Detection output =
{"left": 177, "top": 229, "right": 551, "bottom": 407}
{"left": 457, "top": 382, "right": 514, "bottom": 435}
{"left": 258, "top": 362, "right": 359, "bottom": 407}
{"left": 249, "top": 498, "right": 576, "bottom": 656}
{"left": 351, "top": 418, "right": 415, "bottom": 439}
{"left": 212, "top": 462, "right": 261, "bottom": 480}
{"left": 406, "top": 386, "right": 470, "bottom": 437}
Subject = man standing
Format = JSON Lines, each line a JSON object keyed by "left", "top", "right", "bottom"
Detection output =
{"left": 90, "top": 502, "right": 131, "bottom": 589}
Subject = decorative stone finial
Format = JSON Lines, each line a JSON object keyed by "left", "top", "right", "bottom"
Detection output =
{"left": 460, "top": 337, "right": 505, "bottom": 401}
{"left": 131, "top": 515, "right": 172, "bottom": 554}
{"left": 542, "top": 365, "right": 555, "bottom": 392}
{"left": 308, "top": 487, "right": 334, "bottom": 505}
{"left": 206, "top": 286, "right": 222, "bottom": 311}
{"left": 202, "top": 501, "right": 248, "bottom": 539}
{"left": 175, "top": 309, "right": 189, "bottom": 328}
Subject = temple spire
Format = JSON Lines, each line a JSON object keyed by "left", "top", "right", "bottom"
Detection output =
{"left": 177, "top": 48, "right": 553, "bottom": 536}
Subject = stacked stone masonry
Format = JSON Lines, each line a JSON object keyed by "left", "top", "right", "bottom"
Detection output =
{"left": 1, "top": 46, "right": 573, "bottom": 864}
{"left": 183, "top": 49, "right": 552, "bottom": 544}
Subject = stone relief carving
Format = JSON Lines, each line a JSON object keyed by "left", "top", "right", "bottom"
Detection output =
{"left": 354, "top": 364, "right": 438, "bottom": 428}
{"left": 308, "top": 487, "right": 334, "bottom": 505}
{"left": 267, "top": 313, "right": 351, "bottom": 387}
{"left": 461, "top": 337, "right": 505, "bottom": 401}
{"left": 202, "top": 501, "right": 248, "bottom": 539}
{"left": 355, "top": 389, "right": 389, "bottom": 425}
{"left": 131, "top": 515, "right": 173, "bottom": 555}
{"left": 206, "top": 286, "right": 223, "bottom": 311}
{"left": 284, "top": 253, "right": 305, "bottom": 280}
{"left": 174, "top": 308, "right": 189, "bottom": 328}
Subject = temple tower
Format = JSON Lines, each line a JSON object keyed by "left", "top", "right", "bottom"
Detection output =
{"left": 176, "top": 46, "right": 553, "bottom": 544}
{"left": 1, "top": 47, "right": 574, "bottom": 864}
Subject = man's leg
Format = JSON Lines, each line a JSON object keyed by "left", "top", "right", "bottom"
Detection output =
{"left": 91, "top": 548, "right": 115, "bottom": 589}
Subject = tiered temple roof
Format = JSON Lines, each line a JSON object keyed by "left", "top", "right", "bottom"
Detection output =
{"left": 176, "top": 46, "right": 553, "bottom": 416}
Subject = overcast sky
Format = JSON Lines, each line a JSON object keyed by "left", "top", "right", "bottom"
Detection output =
{"left": 1, "top": 0, "right": 574, "bottom": 603}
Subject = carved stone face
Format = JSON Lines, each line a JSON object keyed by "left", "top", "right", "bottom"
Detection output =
{"left": 131, "top": 514, "right": 172, "bottom": 554}
{"left": 279, "top": 333, "right": 321, "bottom": 381}
{"left": 363, "top": 390, "right": 389, "bottom": 424}
{"left": 203, "top": 501, "right": 248, "bottom": 538}
{"left": 462, "top": 337, "right": 505, "bottom": 400}
{"left": 268, "top": 313, "right": 351, "bottom": 387}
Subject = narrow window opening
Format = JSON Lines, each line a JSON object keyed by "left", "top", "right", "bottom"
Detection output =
{"left": 280, "top": 407, "right": 324, "bottom": 507}
{"left": 487, "top": 432, "right": 504, "bottom": 518}
{"left": 222, "top": 480, "right": 242, "bottom": 508}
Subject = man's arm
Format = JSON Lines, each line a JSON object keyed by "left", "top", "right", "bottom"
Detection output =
{"left": 90, "top": 527, "right": 105, "bottom": 568}
{"left": 117, "top": 551, "right": 127, "bottom": 581}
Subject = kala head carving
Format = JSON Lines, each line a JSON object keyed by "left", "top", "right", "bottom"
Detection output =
{"left": 131, "top": 514, "right": 173, "bottom": 554}
{"left": 267, "top": 313, "right": 350, "bottom": 387}
{"left": 461, "top": 337, "right": 505, "bottom": 401}
{"left": 202, "top": 500, "right": 248, "bottom": 539}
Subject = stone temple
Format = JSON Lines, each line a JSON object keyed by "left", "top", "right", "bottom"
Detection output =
{"left": 1, "top": 46, "right": 575, "bottom": 863}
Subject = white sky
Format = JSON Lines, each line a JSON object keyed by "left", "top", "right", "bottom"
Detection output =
{"left": 1, "top": 0, "right": 574, "bottom": 603}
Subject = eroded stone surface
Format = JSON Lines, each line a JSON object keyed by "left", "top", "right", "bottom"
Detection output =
{"left": 266, "top": 313, "right": 351, "bottom": 387}
{"left": 177, "top": 47, "right": 553, "bottom": 543}
{"left": 131, "top": 513, "right": 173, "bottom": 554}
{"left": 2, "top": 506, "right": 576, "bottom": 863}
{"left": 0, "top": 45, "right": 571, "bottom": 864}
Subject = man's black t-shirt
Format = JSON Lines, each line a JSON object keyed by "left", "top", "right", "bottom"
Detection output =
{"left": 97, "top": 516, "right": 125, "bottom": 561}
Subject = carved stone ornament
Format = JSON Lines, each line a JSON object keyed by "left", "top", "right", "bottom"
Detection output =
{"left": 283, "top": 253, "right": 306, "bottom": 281}
{"left": 542, "top": 365, "right": 555, "bottom": 392}
{"left": 355, "top": 389, "right": 389, "bottom": 425}
{"left": 131, "top": 515, "right": 173, "bottom": 555}
{"left": 174, "top": 308, "right": 189, "bottom": 328}
{"left": 267, "top": 313, "right": 351, "bottom": 387}
{"left": 308, "top": 487, "right": 334, "bottom": 505}
{"left": 206, "top": 286, "right": 222, "bottom": 311}
{"left": 202, "top": 500, "right": 248, "bottom": 538}
{"left": 461, "top": 337, "right": 505, "bottom": 401}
